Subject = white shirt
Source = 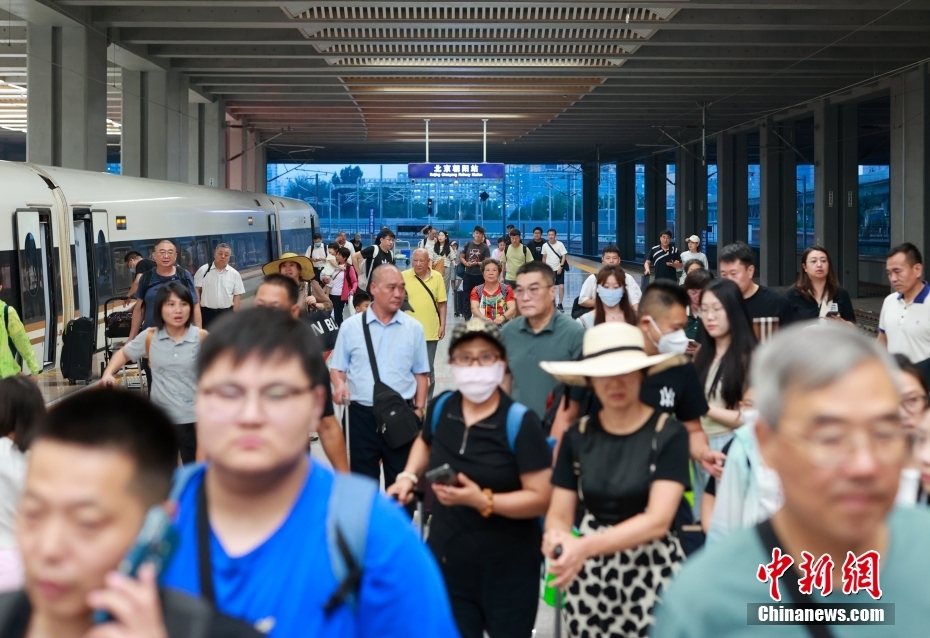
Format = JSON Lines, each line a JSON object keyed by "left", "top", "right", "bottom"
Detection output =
{"left": 678, "top": 250, "right": 709, "bottom": 282}
{"left": 579, "top": 272, "right": 643, "bottom": 306}
{"left": 337, "top": 242, "right": 356, "bottom": 258}
{"left": 330, "top": 267, "right": 345, "bottom": 296}
{"left": 879, "top": 283, "right": 930, "bottom": 361}
{"left": 491, "top": 248, "right": 504, "bottom": 261}
{"left": 542, "top": 240, "right": 567, "bottom": 271}
{"left": 305, "top": 243, "right": 329, "bottom": 269}
{"left": 0, "top": 438, "right": 26, "bottom": 550}
{"left": 194, "top": 262, "right": 245, "bottom": 309}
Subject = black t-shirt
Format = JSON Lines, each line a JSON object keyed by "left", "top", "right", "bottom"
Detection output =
{"left": 573, "top": 358, "right": 709, "bottom": 423}
{"left": 744, "top": 285, "right": 794, "bottom": 329}
{"left": 641, "top": 358, "right": 710, "bottom": 422}
{"left": 528, "top": 239, "right": 547, "bottom": 262}
{"left": 553, "top": 411, "right": 689, "bottom": 525}
{"left": 784, "top": 287, "right": 856, "bottom": 323}
{"left": 649, "top": 245, "right": 681, "bottom": 280}
{"left": 360, "top": 245, "right": 394, "bottom": 278}
{"left": 462, "top": 241, "right": 491, "bottom": 276}
{"left": 422, "top": 390, "right": 551, "bottom": 555}
{"left": 135, "top": 258, "right": 157, "bottom": 277}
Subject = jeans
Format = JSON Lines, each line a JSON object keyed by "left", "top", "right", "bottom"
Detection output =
{"left": 330, "top": 295, "right": 348, "bottom": 327}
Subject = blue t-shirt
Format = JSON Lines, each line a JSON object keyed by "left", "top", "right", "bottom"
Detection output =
{"left": 134, "top": 267, "right": 199, "bottom": 329}
{"left": 162, "top": 461, "right": 460, "bottom": 638}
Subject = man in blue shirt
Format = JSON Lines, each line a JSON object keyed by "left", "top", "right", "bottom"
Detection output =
{"left": 162, "top": 307, "right": 457, "bottom": 638}
{"left": 331, "top": 264, "right": 430, "bottom": 486}
{"left": 129, "top": 239, "right": 201, "bottom": 339}
{"left": 654, "top": 324, "right": 930, "bottom": 637}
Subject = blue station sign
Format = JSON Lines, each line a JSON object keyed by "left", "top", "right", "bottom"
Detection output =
{"left": 408, "top": 162, "right": 505, "bottom": 179}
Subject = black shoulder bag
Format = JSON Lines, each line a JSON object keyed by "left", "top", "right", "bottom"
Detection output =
{"left": 756, "top": 519, "right": 836, "bottom": 638}
{"left": 412, "top": 274, "right": 441, "bottom": 320}
{"left": 361, "top": 310, "right": 421, "bottom": 449}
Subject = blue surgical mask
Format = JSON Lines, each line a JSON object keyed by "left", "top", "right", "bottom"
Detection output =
{"left": 129, "top": 267, "right": 136, "bottom": 275}
{"left": 596, "top": 285, "right": 624, "bottom": 307}
{"left": 314, "top": 242, "right": 322, "bottom": 248}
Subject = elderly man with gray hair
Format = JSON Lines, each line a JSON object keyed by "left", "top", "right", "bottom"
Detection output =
{"left": 655, "top": 322, "right": 930, "bottom": 637}
{"left": 194, "top": 242, "right": 245, "bottom": 329}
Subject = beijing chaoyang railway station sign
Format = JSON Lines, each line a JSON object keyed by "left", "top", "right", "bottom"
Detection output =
{"left": 408, "top": 163, "right": 505, "bottom": 179}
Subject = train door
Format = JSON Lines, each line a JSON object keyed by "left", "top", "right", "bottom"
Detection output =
{"left": 72, "top": 209, "right": 96, "bottom": 321}
{"left": 268, "top": 213, "right": 279, "bottom": 258}
{"left": 14, "top": 209, "right": 56, "bottom": 368}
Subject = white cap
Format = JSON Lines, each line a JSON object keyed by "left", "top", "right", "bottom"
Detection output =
{"left": 686, "top": 235, "right": 701, "bottom": 244}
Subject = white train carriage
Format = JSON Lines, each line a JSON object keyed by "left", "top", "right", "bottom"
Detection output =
{"left": 0, "top": 162, "right": 318, "bottom": 373}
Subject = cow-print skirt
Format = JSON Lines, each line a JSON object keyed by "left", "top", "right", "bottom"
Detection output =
{"left": 562, "top": 512, "right": 685, "bottom": 638}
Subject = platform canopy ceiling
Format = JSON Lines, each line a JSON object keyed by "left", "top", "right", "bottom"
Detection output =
{"left": 11, "top": 0, "right": 930, "bottom": 162}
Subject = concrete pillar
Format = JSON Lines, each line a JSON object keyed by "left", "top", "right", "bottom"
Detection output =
{"left": 204, "top": 99, "right": 225, "bottom": 188}
{"left": 616, "top": 160, "right": 637, "bottom": 261}
{"left": 188, "top": 102, "right": 202, "bottom": 185}
{"left": 839, "top": 105, "right": 860, "bottom": 290}
{"left": 814, "top": 101, "right": 840, "bottom": 261}
{"left": 643, "top": 155, "right": 665, "bottom": 256}
{"left": 581, "top": 162, "right": 599, "bottom": 255}
{"left": 717, "top": 132, "right": 736, "bottom": 252}
{"left": 27, "top": 25, "right": 106, "bottom": 170}
{"left": 890, "top": 64, "right": 930, "bottom": 257}
{"left": 675, "top": 143, "right": 708, "bottom": 249}
{"left": 759, "top": 121, "right": 797, "bottom": 286}
{"left": 121, "top": 69, "right": 189, "bottom": 181}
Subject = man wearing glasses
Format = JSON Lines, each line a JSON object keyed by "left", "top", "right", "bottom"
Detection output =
{"left": 501, "top": 261, "right": 584, "bottom": 418}
{"left": 128, "top": 238, "right": 202, "bottom": 340}
{"left": 655, "top": 323, "right": 930, "bottom": 636}
{"left": 161, "top": 307, "right": 457, "bottom": 637}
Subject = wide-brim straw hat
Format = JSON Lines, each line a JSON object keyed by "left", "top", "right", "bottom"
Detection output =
{"left": 540, "top": 323, "right": 676, "bottom": 386}
{"left": 262, "top": 252, "right": 315, "bottom": 281}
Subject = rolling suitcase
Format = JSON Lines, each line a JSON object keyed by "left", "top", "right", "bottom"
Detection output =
{"left": 60, "top": 317, "right": 95, "bottom": 385}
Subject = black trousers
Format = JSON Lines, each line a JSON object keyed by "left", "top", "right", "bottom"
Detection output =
{"left": 461, "top": 273, "right": 483, "bottom": 320}
{"left": 347, "top": 402, "right": 413, "bottom": 489}
{"left": 175, "top": 422, "right": 197, "bottom": 464}
{"left": 330, "top": 295, "right": 347, "bottom": 327}
{"left": 437, "top": 533, "right": 541, "bottom": 638}
{"left": 201, "top": 306, "right": 233, "bottom": 330}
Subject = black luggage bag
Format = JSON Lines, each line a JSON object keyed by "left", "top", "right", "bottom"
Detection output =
{"left": 60, "top": 317, "right": 95, "bottom": 384}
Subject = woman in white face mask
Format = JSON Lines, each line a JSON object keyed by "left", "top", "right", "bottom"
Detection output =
{"left": 387, "top": 318, "right": 553, "bottom": 638}
{"left": 576, "top": 265, "right": 637, "bottom": 330}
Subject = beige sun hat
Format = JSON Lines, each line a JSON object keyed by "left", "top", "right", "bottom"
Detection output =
{"left": 262, "top": 252, "right": 315, "bottom": 281}
{"left": 686, "top": 235, "right": 701, "bottom": 244}
{"left": 540, "top": 323, "right": 676, "bottom": 386}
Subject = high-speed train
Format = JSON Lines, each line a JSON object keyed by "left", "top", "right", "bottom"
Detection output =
{"left": 0, "top": 162, "right": 318, "bottom": 373}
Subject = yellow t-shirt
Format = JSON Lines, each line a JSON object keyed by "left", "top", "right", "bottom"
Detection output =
{"left": 504, "top": 243, "right": 534, "bottom": 281}
{"left": 402, "top": 269, "right": 448, "bottom": 341}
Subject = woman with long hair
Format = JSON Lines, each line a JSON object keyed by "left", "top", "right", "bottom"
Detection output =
{"left": 101, "top": 282, "right": 203, "bottom": 463}
{"left": 576, "top": 265, "right": 636, "bottom": 329}
{"left": 692, "top": 278, "right": 757, "bottom": 516}
{"left": 683, "top": 268, "right": 713, "bottom": 340}
{"left": 434, "top": 229, "right": 454, "bottom": 295}
{"left": 0, "top": 376, "right": 44, "bottom": 591}
{"left": 785, "top": 245, "right": 856, "bottom": 323}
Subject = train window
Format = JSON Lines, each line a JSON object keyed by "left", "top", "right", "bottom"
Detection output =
{"left": 112, "top": 247, "right": 133, "bottom": 292}
{"left": 24, "top": 233, "right": 39, "bottom": 297}
{"left": 95, "top": 230, "right": 112, "bottom": 300}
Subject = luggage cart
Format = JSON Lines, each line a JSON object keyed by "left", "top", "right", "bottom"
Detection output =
{"left": 101, "top": 297, "right": 146, "bottom": 390}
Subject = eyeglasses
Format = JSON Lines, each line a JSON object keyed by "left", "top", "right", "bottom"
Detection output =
{"left": 513, "top": 284, "right": 553, "bottom": 299}
{"left": 901, "top": 393, "right": 930, "bottom": 416}
{"left": 156, "top": 250, "right": 176, "bottom": 256}
{"left": 788, "top": 422, "right": 908, "bottom": 469}
{"left": 450, "top": 353, "right": 501, "bottom": 367}
{"left": 200, "top": 383, "right": 314, "bottom": 418}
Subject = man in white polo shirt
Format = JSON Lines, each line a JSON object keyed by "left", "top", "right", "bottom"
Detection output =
{"left": 194, "top": 243, "right": 245, "bottom": 329}
{"left": 577, "top": 244, "right": 643, "bottom": 310}
{"left": 879, "top": 242, "right": 930, "bottom": 363}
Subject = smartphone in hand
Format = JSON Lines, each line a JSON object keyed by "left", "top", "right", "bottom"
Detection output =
{"left": 424, "top": 463, "right": 460, "bottom": 486}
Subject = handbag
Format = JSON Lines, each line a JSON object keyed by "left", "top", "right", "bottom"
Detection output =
{"left": 432, "top": 258, "right": 445, "bottom": 276}
{"left": 361, "top": 310, "right": 421, "bottom": 449}
{"left": 543, "top": 242, "right": 569, "bottom": 272}
{"left": 304, "top": 309, "right": 340, "bottom": 351}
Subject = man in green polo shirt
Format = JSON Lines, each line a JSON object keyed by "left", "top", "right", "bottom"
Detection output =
{"left": 403, "top": 248, "right": 447, "bottom": 400}
{"left": 501, "top": 261, "right": 584, "bottom": 417}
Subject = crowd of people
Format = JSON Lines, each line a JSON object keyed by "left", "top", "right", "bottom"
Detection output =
{"left": 1, "top": 226, "right": 930, "bottom": 637}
